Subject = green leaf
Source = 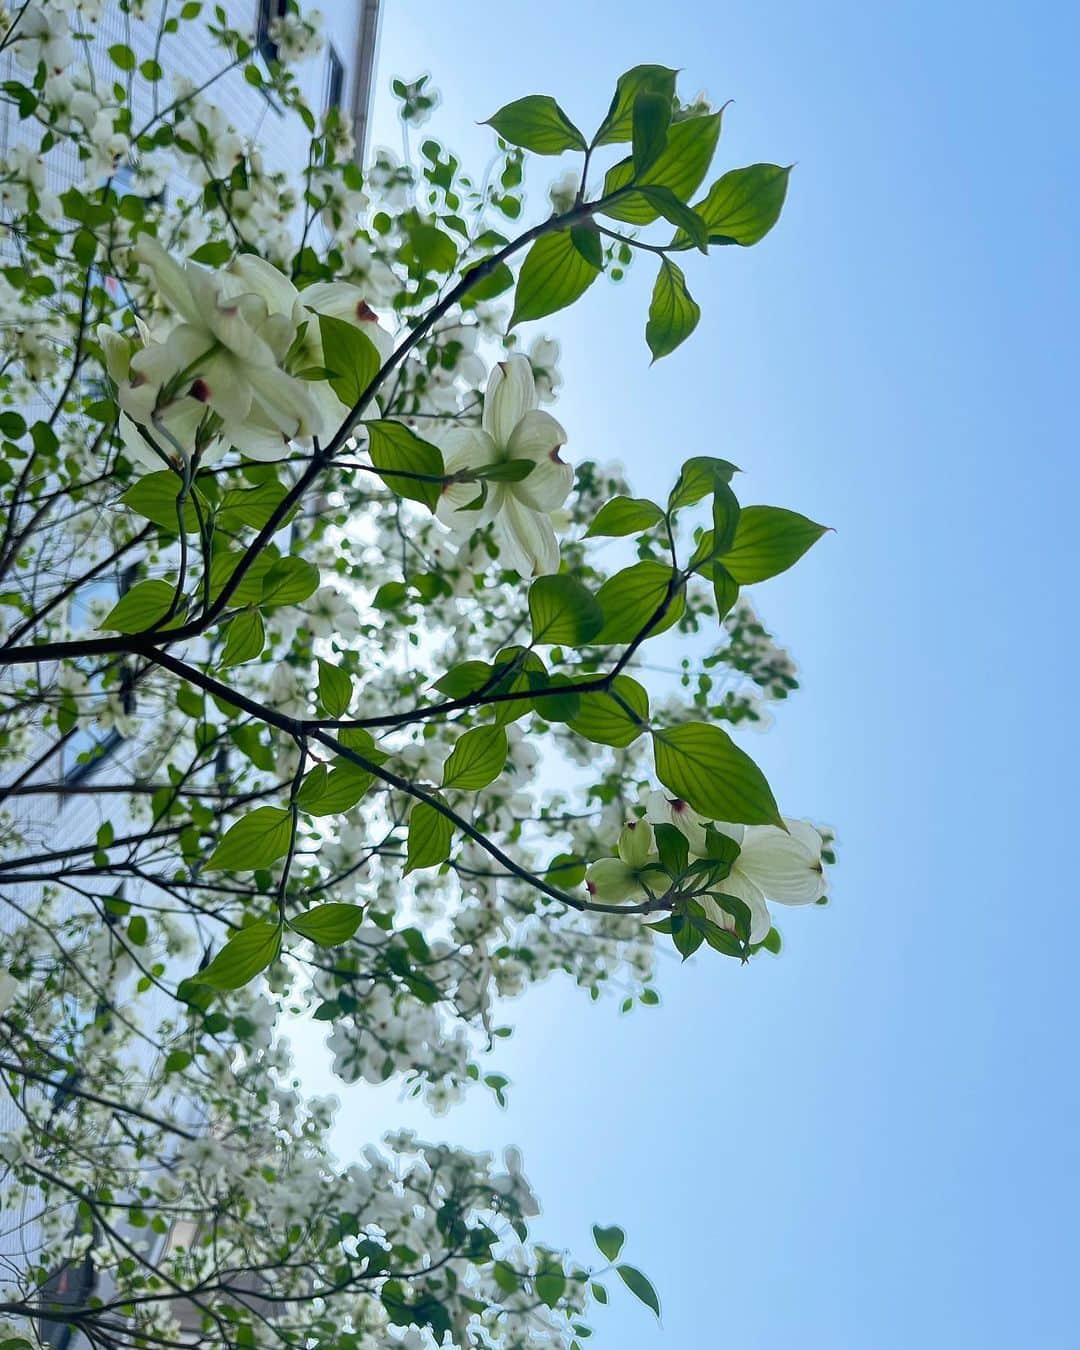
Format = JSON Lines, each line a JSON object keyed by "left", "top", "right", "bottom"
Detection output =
{"left": 637, "top": 186, "right": 709, "bottom": 252}
{"left": 207, "top": 545, "right": 280, "bottom": 606}
{"left": 592, "top": 1224, "right": 625, "bottom": 1262}
{"left": 529, "top": 574, "right": 603, "bottom": 645}
{"left": 535, "top": 1264, "right": 567, "bottom": 1308}
{"left": 510, "top": 229, "right": 601, "bottom": 328}
{"left": 484, "top": 95, "right": 587, "bottom": 154}
{"left": 668, "top": 456, "right": 739, "bottom": 511}
{"left": 289, "top": 902, "right": 364, "bottom": 946}
{"left": 441, "top": 725, "right": 507, "bottom": 790}
{"left": 193, "top": 922, "right": 281, "bottom": 989}
{"left": 570, "top": 223, "right": 604, "bottom": 269}
{"left": 217, "top": 479, "right": 289, "bottom": 530}
{"left": 206, "top": 806, "right": 292, "bottom": 871}
{"left": 652, "top": 723, "right": 781, "bottom": 826}
{"left": 567, "top": 675, "right": 649, "bottom": 747}
{"left": 594, "top": 561, "right": 684, "bottom": 644}
{"left": 397, "top": 220, "right": 458, "bottom": 274}
{"left": 120, "top": 471, "right": 199, "bottom": 532}
{"left": 595, "top": 66, "right": 677, "bottom": 145}
{"left": 190, "top": 239, "right": 232, "bottom": 266}
{"left": 460, "top": 260, "right": 514, "bottom": 305}
{"left": 365, "top": 419, "right": 444, "bottom": 511}
{"left": 296, "top": 765, "right": 371, "bottom": 815}
{"left": 108, "top": 42, "right": 136, "bottom": 71}
{"left": 631, "top": 91, "right": 672, "bottom": 175}
{"left": 585, "top": 496, "right": 664, "bottom": 537}
{"left": 261, "top": 555, "right": 320, "bottom": 607}
{"left": 319, "top": 313, "right": 381, "bottom": 408}
{"left": 721, "top": 505, "right": 828, "bottom": 583}
{"left": 655, "top": 823, "right": 691, "bottom": 877}
{"left": 475, "top": 458, "right": 536, "bottom": 483}
{"left": 674, "top": 163, "right": 791, "bottom": 248}
{"left": 404, "top": 800, "right": 454, "bottom": 873}
{"left": 601, "top": 113, "right": 722, "bottom": 224}
{"left": 317, "top": 658, "right": 352, "bottom": 718}
{"left": 646, "top": 259, "right": 701, "bottom": 361}
{"left": 101, "top": 578, "right": 175, "bottom": 633}
{"left": 712, "top": 565, "right": 739, "bottom": 619}
{"left": 220, "top": 609, "right": 264, "bottom": 667}
{"left": 616, "top": 1265, "right": 661, "bottom": 1319}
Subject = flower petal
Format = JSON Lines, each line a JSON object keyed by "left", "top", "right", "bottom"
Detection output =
{"left": 505, "top": 410, "right": 573, "bottom": 511}
{"left": 494, "top": 496, "right": 560, "bottom": 576}
{"left": 229, "top": 253, "right": 299, "bottom": 317}
{"left": 737, "top": 824, "right": 826, "bottom": 906}
{"left": 132, "top": 236, "right": 201, "bottom": 325}
{"left": 245, "top": 364, "right": 324, "bottom": 440}
{"left": 440, "top": 426, "right": 497, "bottom": 475}
{"left": 483, "top": 355, "right": 536, "bottom": 447}
{"left": 301, "top": 282, "right": 394, "bottom": 359}
{"left": 703, "top": 870, "right": 772, "bottom": 943}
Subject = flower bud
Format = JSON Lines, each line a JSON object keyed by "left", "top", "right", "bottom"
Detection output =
{"left": 585, "top": 858, "right": 642, "bottom": 904}
{"left": 617, "top": 820, "right": 654, "bottom": 869}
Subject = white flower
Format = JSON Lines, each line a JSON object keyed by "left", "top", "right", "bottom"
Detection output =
{"left": 585, "top": 856, "right": 646, "bottom": 903}
{"left": 645, "top": 789, "right": 709, "bottom": 855}
{"left": 14, "top": 3, "right": 72, "bottom": 73}
{"left": 527, "top": 336, "right": 562, "bottom": 402}
{"left": 124, "top": 237, "right": 321, "bottom": 451}
{"left": 436, "top": 356, "right": 572, "bottom": 576}
{"left": 549, "top": 170, "right": 579, "bottom": 214}
{"left": 703, "top": 819, "right": 826, "bottom": 942}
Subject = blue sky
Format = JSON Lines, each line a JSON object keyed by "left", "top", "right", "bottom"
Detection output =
{"left": 314, "top": 3, "right": 1080, "bottom": 1345}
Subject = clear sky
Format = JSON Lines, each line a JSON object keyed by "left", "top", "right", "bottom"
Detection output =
{"left": 306, "top": 3, "right": 1080, "bottom": 1345}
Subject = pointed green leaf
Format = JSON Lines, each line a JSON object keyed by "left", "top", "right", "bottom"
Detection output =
{"left": 585, "top": 495, "right": 665, "bottom": 537}
{"left": 510, "top": 229, "right": 600, "bottom": 327}
{"left": 616, "top": 1265, "right": 661, "bottom": 1318}
{"left": 601, "top": 113, "right": 722, "bottom": 224}
{"left": 220, "top": 609, "right": 264, "bottom": 667}
{"left": 631, "top": 91, "right": 671, "bottom": 175}
{"left": 193, "top": 922, "right": 281, "bottom": 989}
{"left": 405, "top": 799, "right": 454, "bottom": 872}
{"left": 442, "top": 725, "right": 507, "bottom": 790}
{"left": 721, "top": 505, "right": 828, "bottom": 583}
{"left": 652, "top": 722, "right": 781, "bottom": 826}
{"left": 567, "top": 676, "right": 649, "bottom": 747}
{"left": 318, "top": 314, "right": 382, "bottom": 408}
{"left": 101, "top": 578, "right": 176, "bottom": 633}
{"left": 317, "top": 658, "right": 352, "bottom": 718}
{"left": 668, "top": 456, "right": 739, "bottom": 511}
{"left": 365, "top": 420, "right": 444, "bottom": 511}
{"left": 674, "top": 163, "right": 791, "bottom": 248}
{"left": 207, "top": 806, "right": 292, "bottom": 871}
{"left": 528, "top": 573, "right": 603, "bottom": 645}
{"left": 261, "top": 555, "right": 320, "bottom": 607}
{"left": 646, "top": 259, "right": 701, "bottom": 361}
{"left": 594, "top": 561, "right": 684, "bottom": 644}
{"left": 120, "top": 471, "right": 199, "bottom": 532}
{"left": 484, "top": 94, "right": 587, "bottom": 154}
{"left": 289, "top": 902, "right": 364, "bottom": 946}
{"left": 592, "top": 1224, "right": 625, "bottom": 1261}
{"left": 595, "top": 65, "right": 677, "bottom": 145}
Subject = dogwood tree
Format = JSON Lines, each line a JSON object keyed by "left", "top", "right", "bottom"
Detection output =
{"left": 0, "top": 2, "right": 835, "bottom": 1345}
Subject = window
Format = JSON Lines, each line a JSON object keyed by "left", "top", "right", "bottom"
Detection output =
{"left": 256, "top": 0, "right": 287, "bottom": 64}
{"left": 325, "top": 44, "right": 345, "bottom": 114}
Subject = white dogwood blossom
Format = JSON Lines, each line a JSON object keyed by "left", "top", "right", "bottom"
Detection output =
{"left": 437, "top": 355, "right": 572, "bottom": 575}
